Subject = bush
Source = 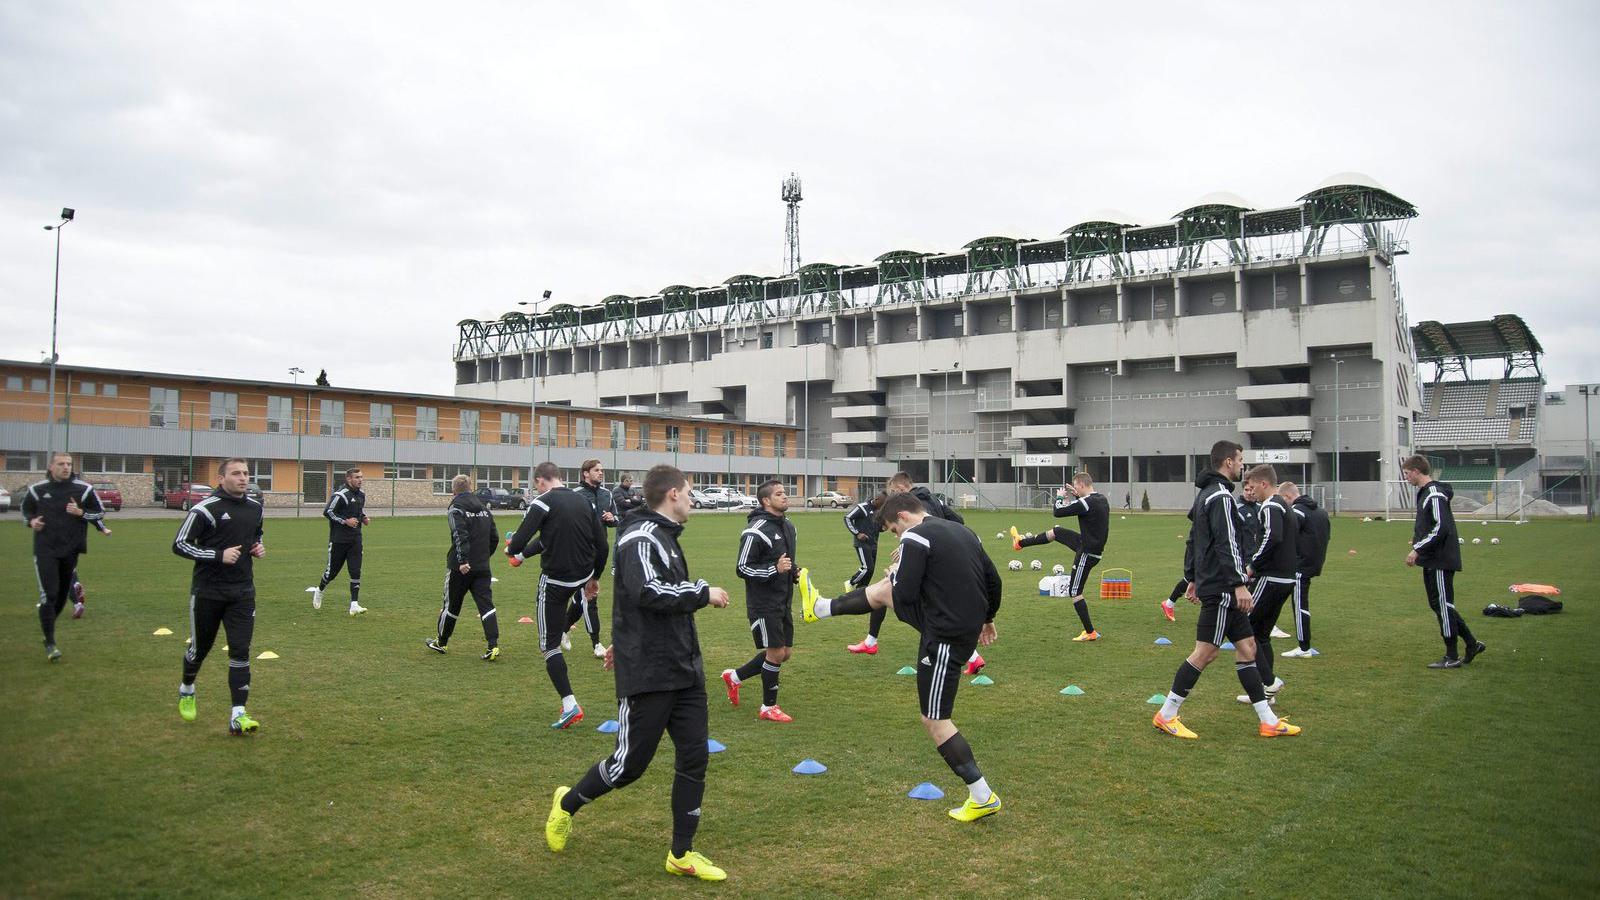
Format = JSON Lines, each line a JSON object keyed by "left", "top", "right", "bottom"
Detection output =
{"left": 1140, "top": 490, "right": 1151, "bottom": 512}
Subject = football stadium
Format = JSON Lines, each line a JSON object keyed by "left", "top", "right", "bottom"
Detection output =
{"left": 2, "top": 5, "right": 1597, "bottom": 898}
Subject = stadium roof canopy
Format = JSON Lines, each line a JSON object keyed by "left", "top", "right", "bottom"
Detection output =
{"left": 1411, "top": 314, "right": 1543, "bottom": 380}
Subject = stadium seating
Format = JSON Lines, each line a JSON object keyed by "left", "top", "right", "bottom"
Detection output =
{"left": 1416, "top": 378, "right": 1538, "bottom": 447}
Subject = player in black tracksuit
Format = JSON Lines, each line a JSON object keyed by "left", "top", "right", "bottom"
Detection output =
{"left": 1013, "top": 472, "right": 1110, "bottom": 640}
{"left": 1284, "top": 484, "right": 1330, "bottom": 656}
{"left": 316, "top": 468, "right": 369, "bottom": 615}
{"left": 545, "top": 465, "right": 734, "bottom": 882}
{"left": 720, "top": 481, "right": 800, "bottom": 721}
{"left": 508, "top": 462, "right": 609, "bottom": 728}
{"left": 1153, "top": 441, "right": 1299, "bottom": 739}
{"left": 843, "top": 493, "right": 888, "bottom": 653}
{"left": 172, "top": 459, "right": 266, "bottom": 735}
{"left": 1403, "top": 456, "right": 1484, "bottom": 669}
{"left": 570, "top": 459, "right": 621, "bottom": 656}
{"left": 1239, "top": 467, "right": 1298, "bottom": 702}
{"left": 427, "top": 476, "right": 499, "bottom": 658}
{"left": 21, "top": 453, "right": 105, "bottom": 660}
{"left": 802, "top": 491, "right": 1005, "bottom": 821}
{"left": 885, "top": 473, "right": 987, "bottom": 673}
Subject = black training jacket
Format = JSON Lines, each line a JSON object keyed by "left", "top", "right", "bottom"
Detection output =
{"left": 21, "top": 474, "right": 105, "bottom": 558}
{"left": 910, "top": 486, "right": 965, "bottom": 524}
{"left": 736, "top": 508, "right": 799, "bottom": 614}
{"left": 612, "top": 484, "right": 641, "bottom": 515}
{"left": 1290, "top": 495, "right": 1331, "bottom": 577}
{"left": 1248, "top": 495, "right": 1299, "bottom": 580}
{"left": 890, "top": 516, "right": 1002, "bottom": 641}
{"left": 172, "top": 487, "right": 265, "bottom": 601}
{"left": 1053, "top": 490, "right": 1110, "bottom": 554}
{"left": 1411, "top": 480, "right": 1461, "bottom": 571}
{"left": 1182, "top": 471, "right": 1250, "bottom": 597}
{"left": 446, "top": 490, "right": 497, "bottom": 571}
{"left": 844, "top": 499, "right": 882, "bottom": 538}
{"left": 1236, "top": 500, "right": 1263, "bottom": 559}
{"left": 507, "top": 485, "right": 609, "bottom": 584}
{"left": 610, "top": 508, "right": 711, "bottom": 697}
{"left": 324, "top": 485, "right": 366, "bottom": 544}
{"left": 576, "top": 480, "right": 619, "bottom": 528}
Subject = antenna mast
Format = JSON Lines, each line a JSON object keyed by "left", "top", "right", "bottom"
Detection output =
{"left": 782, "top": 173, "right": 802, "bottom": 275}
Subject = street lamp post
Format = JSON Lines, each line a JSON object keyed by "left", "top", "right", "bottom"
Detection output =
{"left": 1581, "top": 384, "right": 1595, "bottom": 522}
{"left": 518, "top": 290, "right": 552, "bottom": 477}
{"left": 289, "top": 366, "right": 305, "bottom": 384}
{"left": 42, "top": 208, "right": 75, "bottom": 454}
{"left": 1332, "top": 356, "right": 1344, "bottom": 515}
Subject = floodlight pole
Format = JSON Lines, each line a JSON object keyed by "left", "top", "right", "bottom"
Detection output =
{"left": 1581, "top": 384, "right": 1595, "bottom": 522}
{"left": 43, "top": 211, "right": 73, "bottom": 455}
{"left": 519, "top": 290, "right": 552, "bottom": 480}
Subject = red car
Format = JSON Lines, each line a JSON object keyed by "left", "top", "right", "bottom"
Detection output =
{"left": 164, "top": 483, "right": 212, "bottom": 510}
{"left": 92, "top": 482, "right": 123, "bottom": 512}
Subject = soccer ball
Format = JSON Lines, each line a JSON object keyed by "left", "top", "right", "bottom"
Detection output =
{"left": 1362, "top": 516, "right": 1372, "bottom": 523}
{"left": 1025, "top": 532, "right": 1035, "bottom": 539}
{"left": 1458, "top": 538, "right": 1465, "bottom": 544}
{"left": 1007, "top": 559, "right": 1023, "bottom": 571}
{"left": 1052, "top": 564, "right": 1066, "bottom": 575}
{"left": 1491, "top": 537, "right": 1501, "bottom": 545}
{"left": 1472, "top": 538, "right": 1482, "bottom": 545}
{"left": 996, "top": 532, "right": 1005, "bottom": 539}
{"left": 1030, "top": 560, "right": 1043, "bottom": 571}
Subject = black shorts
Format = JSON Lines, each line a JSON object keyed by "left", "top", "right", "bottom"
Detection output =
{"left": 917, "top": 633, "right": 977, "bottom": 720}
{"left": 1065, "top": 550, "right": 1100, "bottom": 598}
{"left": 749, "top": 610, "right": 793, "bottom": 649}
{"left": 537, "top": 574, "right": 586, "bottom": 656}
{"left": 1196, "top": 594, "right": 1252, "bottom": 646}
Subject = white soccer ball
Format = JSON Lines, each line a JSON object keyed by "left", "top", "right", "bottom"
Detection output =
{"left": 1052, "top": 564, "right": 1066, "bottom": 575}
{"left": 1030, "top": 560, "right": 1043, "bottom": 571}
{"left": 996, "top": 532, "right": 1005, "bottom": 539}
{"left": 1362, "top": 516, "right": 1372, "bottom": 523}
{"left": 1491, "top": 537, "right": 1501, "bottom": 545}
{"left": 1007, "top": 559, "right": 1023, "bottom": 571}
{"left": 1472, "top": 537, "right": 1482, "bottom": 545}
{"left": 1025, "top": 532, "right": 1035, "bottom": 539}
{"left": 1458, "top": 538, "right": 1466, "bottom": 544}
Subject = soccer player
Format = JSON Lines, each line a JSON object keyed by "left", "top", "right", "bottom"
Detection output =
{"left": 1234, "top": 466, "right": 1296, "bottom": 706}
{"left": 802, "top": 491, "right": 1004, "bottom": 822}
{"left": 884, "top": 471, "right": 987, "bottom": 674}
{"left": 1279, "top": 482, "right": 1329, "bottom": 658}
{"left": 172, "top": 458, "right": 266, "bottom": 735}
{"left": 611, "top": 473, "right": 642, "bottom": 516}
{"left": 1011, "top": 472, "right": 1109, "bottom": 642}
{"left": 508, "top": 461, "right": 610, "bottom": 728}
{"left": 22, "top": 452, "right": 106, "bottom": 661}
{"left": 312, "top": 467, "right": 369, "bottom": 616}
{"left": 569, "top": 458, "right": 619, "bottom": 658}
{"left": 1402, "top": 456, "right": 1485, "bottom": 669}
{"left": 843, "top": 491, "right": 887, "bottom": 654}
{"left": 1152, "top": 440, "right": 1301, "bottom": 740}
{"left": 427, "top": 475, "right": 500, "bottom": 659}
{"left": 545, "top": 465, "right": 733, "bottom": 881}
{"left": 721, "top": 480, "right": 800, "bottom": 722}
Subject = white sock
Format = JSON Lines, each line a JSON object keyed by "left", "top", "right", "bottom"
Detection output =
{"left": 562, "top": 695, "right": 578, "bottom": 713}
{"left": 725, "top": 669, "right": 741, "bottom": 685}
{"left": 968, "top": 650, "right": 980, "bottom": 663}
{"left": 863, "top": 634, "right": 878, "bottom": 648}
{"left": 760, "top": 704, "right": 774, "bottom": 713}
{"left": 350, "top": 600, "right": 360, "bottom": 609}
{"left": 968, "top": 777, "right": 992, "bottom": 803}
{"left": 1158, "top": 692, "right": 1185, "bottom": 720}
{"left": 231, "top": 705, "right": 246, "bottom": 720}
{"left": 1252, "top": 700, "right": 1279, "bottom": 726}
{"left": 179, "top": 684, "right": 195, "bottom": 696}
{"left": 813, "top": 598, "right": 832, "bottom": 619}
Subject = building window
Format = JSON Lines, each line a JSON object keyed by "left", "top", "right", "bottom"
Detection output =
{"left": 723, "top": 429, "right": 736, "bottom": 455}
{"left": 4, "top": 376, "right": 20, "bottom": 391}
{"left": 77, "top": 453, "right": 145, "bottom": 474}
{"left": 665, "top": 425, "right": 680, "bottom": 453}
{"left": 149, "top": 387, "right": 179, "bottom": 428}
{"left": 499, "top": 412, "right": 521, "bottom": 445}
{"left": 266, "top": 396, "right": 294, "bottom": 434}
{"left": 610, "top": 420, "right": 625, "bottom": 449}
{"left": 539, "top": 414, "right": 557, "bottom": 447}
{"left": 319, "top": 399, "right": 345, "bottom": 436}
{"left": 416, "top": 406, "right": 439, "bottom": 441}
{"left": 31, "top": 378, "right": 47, "bottom": 392}
{"left": 761, "top": 331, "right": 774, "bottom": 349}
{"left": 694, "top": 427, "right": 709, "bottom": 454}
{"left": 459, "top": 409, "right": 479, "bottom": 443}
{"left": 483, "top": 465, "right": 521, "bottom": 491}
{"left": 369, "top": 403, "right": 394, "bottom": 438}
{"left": 6, "top": 451, "right": 45, "bottom": 471}
{"left": 384, "top": 463, "right": 427, "bottom": 480}
{"left": 250, "top": 459, "right": 274, "bottom": 492}
{"left": 746, "top": 432, "right": 763, "bottom": 456}
{"left": 433, "top": 466, "right": 470, "bottom": 495}
{"left": 774, "top": 434, "right": 787, "bottom": 458}
{"left": 209, "top": 391, "right": 239, "bottom": 431}
{"left": 575, "top": 418, "right": 594, "bottom": 448}
{"left": 102, "top": 384, "right": 118, "bottom": 398}
{"left": 79, "top": 381, "right": 96, "bottom": 395}
{"left": 635, "top": 423, "right": 652, "bottom": 451}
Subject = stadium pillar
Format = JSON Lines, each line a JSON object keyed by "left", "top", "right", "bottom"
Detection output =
{"left": 1333, "top": 357, "right": 1344, "bottom": 515}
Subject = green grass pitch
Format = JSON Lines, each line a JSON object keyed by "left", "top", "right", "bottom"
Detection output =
{"left": 2, "top": 508, "right": 1596, "bottom": 897}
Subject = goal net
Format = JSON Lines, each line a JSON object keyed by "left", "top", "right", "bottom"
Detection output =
{"left": 1382, "top": 480, "right": 1526, "bottom": 525}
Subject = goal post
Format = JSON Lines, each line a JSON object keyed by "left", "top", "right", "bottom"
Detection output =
{"left": 1382, "top": 480, "right": 1526, "bottom": 525}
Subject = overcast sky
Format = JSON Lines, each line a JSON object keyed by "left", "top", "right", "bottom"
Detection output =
{"left": 1, "top": 1, "right": 1595, "bottom": 395}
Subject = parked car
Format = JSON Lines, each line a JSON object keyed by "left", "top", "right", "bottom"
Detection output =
{"left": 804, "top": 490, "right": 850, "bottom": 509}
{"left": 92, "top": 482, "right": 123, "bottom": 512}
{"left": 689, "top": 488, "right": 739, "bottom": 510}
{"left": 0, "top": 487, "right": 10, "bottom": 513}
{"left": 475, "top": 487, "right": 525, "bottom": 510}
{"left": 725, "top": 491, "right": 759, "bottom": 510}
{"left": 164, "top": 483, "right": 213, "bottom": 510}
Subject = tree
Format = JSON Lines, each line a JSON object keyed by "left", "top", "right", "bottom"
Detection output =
{"left": 315, "top": 369, "right": 330, "bottom": 387}
{"left": 1140, "top": 489, "right": 1151, "bottom": 512}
